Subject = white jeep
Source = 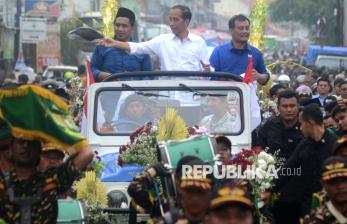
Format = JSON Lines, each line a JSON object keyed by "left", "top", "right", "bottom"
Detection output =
{"left": 86, "top": 71, "right": 252, "bottom": 220}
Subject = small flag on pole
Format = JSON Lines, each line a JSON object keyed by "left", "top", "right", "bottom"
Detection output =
{"left": 14, "top": 51, "right": 26, "bottom": 71}
{"left": 242, "top": 54, "right": 261, "bottom": 130}
{"left": 243, "top": 55, "right": 253, "bottom": 84}
{"left": 81, "top": 57, "right": 95, "bottom": 137}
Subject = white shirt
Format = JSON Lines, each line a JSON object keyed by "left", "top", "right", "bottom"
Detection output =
{"left": 199, "top": 111, "right": 241, "bottom": 134}
{"left": 128, "top": 33, "right": 209, "bottom": 71}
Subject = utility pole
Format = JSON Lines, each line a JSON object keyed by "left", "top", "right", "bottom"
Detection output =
{"left": 14, "top": 0, "right": 21, "bottom": 59}
{"left": 334, "top": 0, "right": 344, "bottom": 46}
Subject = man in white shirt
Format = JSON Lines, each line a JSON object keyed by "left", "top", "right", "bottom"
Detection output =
{"left": 96, "top": 5, "right": 210, "bottom": 73}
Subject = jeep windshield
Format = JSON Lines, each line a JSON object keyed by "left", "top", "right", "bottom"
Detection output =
{"left": 94, "top": 87, "right": 243, "bottom": 135}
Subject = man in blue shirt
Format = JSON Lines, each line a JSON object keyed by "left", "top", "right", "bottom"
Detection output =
{"left": 312, "top": 77, "right": 330, "bottom": 106}
{"left": 91, "top": 8, "right": 152, "bottom": 128}
{"left": 91, "top": 7, "right": 152, "bottom": 82}
{"left": 209, "top": 14, "right": 269, "bottom": 85}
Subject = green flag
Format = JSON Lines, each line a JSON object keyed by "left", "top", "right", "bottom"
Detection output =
{"left": 0, "top": 85, "right": 88, "bottom": 153}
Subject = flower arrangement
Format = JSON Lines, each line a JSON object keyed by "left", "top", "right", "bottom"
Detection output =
{"left": 156, "top": 108, "right": 188, "bottom": 142}
{"left": 73, "top": 171, "right": 108, "bottom": 207}
{"left": 232, "top": 147, "right": 283, "bottom": 223}
{"left": 233, "top": 147, "right": 284, "bottom": 192}
{"left": 243, "top": 150, "right": 277, "bottom": 193}
{"left": 232, "top": 147, "right": 284, "bottom": 199}
{"left": 233, "top": 147, "right": 263, "bottom": 171}
{"left": 65, "top": 76, "right": 85, "bottom": 126}
{"left": 118, "top": 122, "right": 158, "bottom": 168}
{"left": 118, "top": 108, "right": 206, "bottom": 168}
{"left": 73, "top": 170, "right": 112, "bottom": 224}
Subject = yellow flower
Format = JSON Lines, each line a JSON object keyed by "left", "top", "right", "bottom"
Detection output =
{"left": 157, "top": 108, "right": 188, "bottom": 142}
{"left": 73, "top": 171, "right": 108, "bottom": 207}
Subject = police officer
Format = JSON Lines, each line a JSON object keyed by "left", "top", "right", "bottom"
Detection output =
{"left": 205, "top": 184, "right": 257, "bottom": 224}
{"left": 304, "top": 156, "right": 347, "bottom": 223}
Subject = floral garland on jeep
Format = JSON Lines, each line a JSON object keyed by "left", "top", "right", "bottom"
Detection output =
{"left": 118, "top": 122, "right": 158, "bottom": 168}
{"left": 117, "top": 108, "right": 207, "bottom": 168}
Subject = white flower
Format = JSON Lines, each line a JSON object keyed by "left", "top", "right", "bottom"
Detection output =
{"left": 257, "top": 159, "right": 267, "bottom": 170}
{"left": 258, "top": 151, "right": 268, "bottom": 161}
{"left": 259, "top": 182, "right": 271, "bottom": 191}
{"left": 256, "top": 168, "right": 267, "bottom": 180}
{"left": 258, "top": 151, "right": 275, "bottom": 164}
{"left": 244, "top": 169, "right": 256, "bottom": 180}
{"left": 266, "top": 155, "right": 275, "bottom": 164}
{"left": 263, "top": 182, "right": 271, "bottom": 189}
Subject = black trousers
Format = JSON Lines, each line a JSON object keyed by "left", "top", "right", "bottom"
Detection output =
{"left": 273, "top": 201, "right": 301, "bottom": 224}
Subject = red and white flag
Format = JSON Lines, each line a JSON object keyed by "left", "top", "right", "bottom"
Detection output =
{"left": 243, "top": 55, "right": 261, "bottom": 131}
{"left": 243, "top": 55, "right": 253, "bottom": 84}
{"left": 81, "top": 57, "right": 95, "bottom": 137}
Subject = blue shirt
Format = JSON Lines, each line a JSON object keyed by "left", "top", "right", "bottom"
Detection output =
{"left": 209, "top": 42, "right": 270, "bottom": 80}
{"left": 312, "top": 95, "right": 326, "bottom": 106}
{"left": 91, "top": 45, "right": 153, "bottom": 81}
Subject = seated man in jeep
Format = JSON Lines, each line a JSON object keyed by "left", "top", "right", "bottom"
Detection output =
{"left": 199, "top": 95, "right": 241, "bottom": 134}
{"left": 113, "top": 94, "right": 150, "bottom": 132}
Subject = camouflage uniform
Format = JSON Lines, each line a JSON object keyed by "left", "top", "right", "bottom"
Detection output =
{"left": 304, "top": 202, "right": 347, "bottom": 224}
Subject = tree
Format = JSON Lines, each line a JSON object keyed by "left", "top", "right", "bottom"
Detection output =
{"left": 269, "top": 0, "right": 338, "bottom": 45}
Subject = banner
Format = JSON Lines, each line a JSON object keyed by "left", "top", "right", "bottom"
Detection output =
{"left": 25, "top": 0, "right": 60, "bottom": 17}
{"left": 20, "top": 16, "right": 47, "bottom": 44}
{"left": 0, "top": 85, "right": 88, "bottom": 153}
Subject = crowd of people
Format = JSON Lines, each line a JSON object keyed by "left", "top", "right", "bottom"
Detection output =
{"left": 1, "top": 3, "right": 347, "bottom": 224}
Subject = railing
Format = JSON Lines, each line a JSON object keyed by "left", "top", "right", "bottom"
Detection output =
{"left": 102, "top": 71, "right": 242, "bottom": 82}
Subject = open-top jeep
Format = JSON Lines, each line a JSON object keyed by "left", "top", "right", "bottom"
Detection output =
{"left": 86, "top": 71, "right": 252, "bottom": 220}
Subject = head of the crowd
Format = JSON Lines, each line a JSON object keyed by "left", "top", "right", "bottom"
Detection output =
{"left": 277, "top": 90, "right": 299, "bottom": 122}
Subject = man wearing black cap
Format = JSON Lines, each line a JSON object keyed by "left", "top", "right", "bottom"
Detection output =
{"left": 90, "top": 7, "right": 152, "bottom": 82}
{"left": 91, "top": 7, "right": 153, "bottom": 129}
{"left": 304, "top": 156, "right": 347, "bottom": 223}
{"left": 205, "top": 184, "right": 257, "bottom": 224}
{"left": 333, "top": 136, "right": 347, "bottom": 158}
{"left": 39, "top": 144, "right": 66, "bottom": 172}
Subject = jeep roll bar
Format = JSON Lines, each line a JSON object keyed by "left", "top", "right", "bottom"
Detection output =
{"left": 102, "top": 71, "right": 242, "bottom": 82}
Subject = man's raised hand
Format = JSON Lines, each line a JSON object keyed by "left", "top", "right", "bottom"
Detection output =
{"left": 96, "top": 38, "right": 117, "bottom": 48}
